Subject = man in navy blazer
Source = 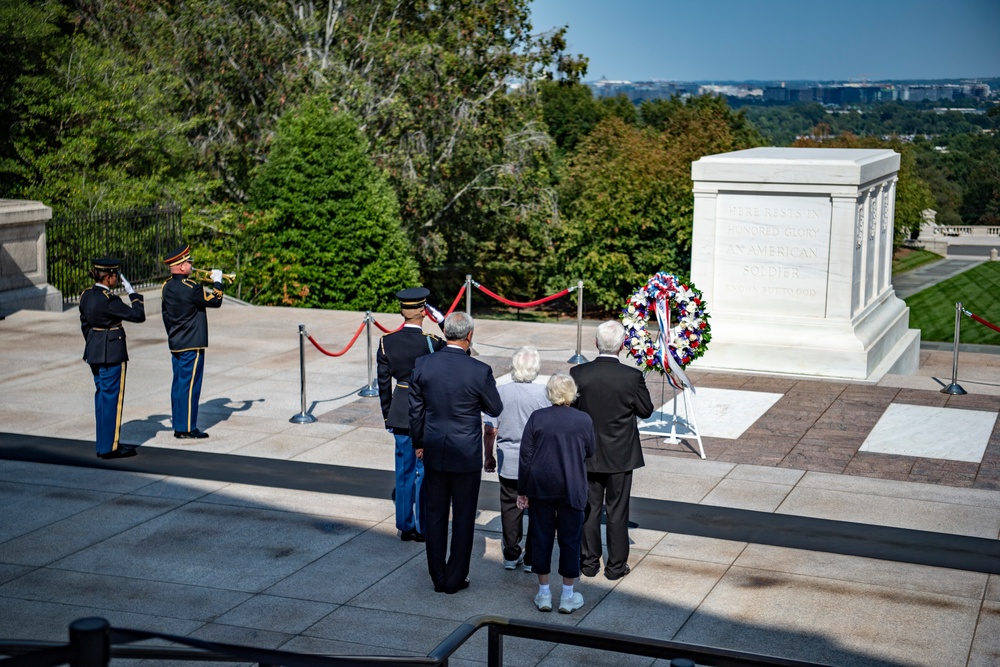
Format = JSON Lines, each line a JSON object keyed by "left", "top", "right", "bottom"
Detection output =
{"left": 569, "top": 320, "right": 654, "bottom": 581}
{"left": 409, "top": 312, "right": 503, "bottom": 594}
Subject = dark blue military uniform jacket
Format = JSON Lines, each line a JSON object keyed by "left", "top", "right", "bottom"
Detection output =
{"left": 79, "top": 285, "right": 146, "bottom": 364}
{"left": 409, "top": 346, "right": 503, "bottom": 473}
{"left": 161, "top": 275, "right": 223, "bottom": 352}
{"left": 376, "top": 325, "right": 446, "bottom": 431}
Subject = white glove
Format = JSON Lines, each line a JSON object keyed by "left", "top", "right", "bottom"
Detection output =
{"left": 425, "top": 304, "right": 444, "bottom": 324}
{"left": 210, "top": 269, "right": 223, "bottom": 283}
{"left": 119, "top": 274, "right": 135, "bottom": 295}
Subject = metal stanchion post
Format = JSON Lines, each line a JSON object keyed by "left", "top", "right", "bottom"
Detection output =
{"left": 69, "top": 617, "right": 111, "bottom": 667}
{"left": 465, "top": 274, "right": 472, "bottom": 316}
{"left": 941, "top": 301, "right": 967, "bottom": 395}
{"left": 358, "top": 312, "right": 379, "bottom": 397}
{"left": 487, "top": 625, "right": 503, "bottom": 667}
{"left": 465, "top": 274, "right": 480, "bottom": 356}
{"left": 568, "top": 279, "right": 588, "bottom": 364}
{"left": 290, "top": 324, "right": 318, "bottom": 423}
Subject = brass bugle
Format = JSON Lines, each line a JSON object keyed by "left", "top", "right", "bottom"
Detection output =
{"left": 192, "top": 268, "right": 236, "bottom": 283}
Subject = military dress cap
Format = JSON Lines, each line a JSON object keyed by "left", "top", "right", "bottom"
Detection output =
{"left": 163, "top": 244, "right": 191, "bottom": 267}
{"left": 396, "top": 287, "right": 430, "bottom": 308}
{"left": 91, "top": 258, "right": 122, "bottom": 271}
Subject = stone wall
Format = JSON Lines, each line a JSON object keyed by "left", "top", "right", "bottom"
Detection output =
{"left": 0, "top": 199, "right": 63, "bottom": 317}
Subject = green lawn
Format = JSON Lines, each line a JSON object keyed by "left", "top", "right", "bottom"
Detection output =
{"left": 892, "top": 248, "right": 944, "bottom": 275}
{"left": 905, "top": 261, "right": 1000, "bottom": 344}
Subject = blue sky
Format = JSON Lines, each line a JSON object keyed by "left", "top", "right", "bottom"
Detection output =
{"left": 528, "top": 0, "right": 1000, "bottom": 82}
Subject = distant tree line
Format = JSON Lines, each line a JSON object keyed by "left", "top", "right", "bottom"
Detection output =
{"left": 2, "top": 1, "right": 995, "bottom": 314}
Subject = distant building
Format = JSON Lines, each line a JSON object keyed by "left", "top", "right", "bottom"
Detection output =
{"left": 582, "top": 78, "right": 989, "bottom": 106}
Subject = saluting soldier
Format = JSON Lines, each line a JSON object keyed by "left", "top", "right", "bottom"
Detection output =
{"left": 79, "top": 258, "right": 146, "bottom": 459}
{"left": 160, "top": 243, "right": 224, "bottom": 439}
{"left": 377, "top": 287, "right": 446, "bottom": 542}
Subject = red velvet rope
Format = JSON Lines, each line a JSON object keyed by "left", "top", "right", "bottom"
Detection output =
{"left": 445, "top": 285, "right": 466, "bottom": 316}
{"left": 305, "top": 320, "right": 366, "bottom": 357}
{"left": 372, "top": 318, "right": 404, "bottom": 333}
{"left": 474, "top": 284, "right": 571, "bottom": 308}
{"left": 968, "top": 311, "right": 1000, "bottom": 334}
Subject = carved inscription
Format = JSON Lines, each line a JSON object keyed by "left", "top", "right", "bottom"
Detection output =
{"left": 715, "top": 195, "right": 831, "bottom": 317}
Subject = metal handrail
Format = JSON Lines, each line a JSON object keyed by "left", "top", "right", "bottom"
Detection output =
{"left": 0, "top": 615, "right": 833, "bottom": 667}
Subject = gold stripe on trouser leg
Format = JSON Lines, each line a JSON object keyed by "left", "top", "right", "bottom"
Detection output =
{"left": 186, "top": 350, "right": 200, "bottom": 432}
{"left": 112, "top": 362, "right": 127, "bottom": 451}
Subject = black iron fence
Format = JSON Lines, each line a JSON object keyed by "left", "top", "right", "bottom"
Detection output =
{"left": 0, "top": 616, "right": 832, "bottom": 667}
{"left": 46, "top": 204, "right": 183, "bottom": 304}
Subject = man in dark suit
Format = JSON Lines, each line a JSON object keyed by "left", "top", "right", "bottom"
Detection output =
{"left": 409, "top": 312, "right": 503, "bottom": 594}
{"left": 79, "top": 258, "right": 146, "bottom": 459}
{"left": 160, "top": 243, "right": 224, "bottom": 439}
{"left": 569, "top": 320, "right": 654, "bottom": 580}
{"left": 377, "top": 287, "right": 446, "bottom": 542}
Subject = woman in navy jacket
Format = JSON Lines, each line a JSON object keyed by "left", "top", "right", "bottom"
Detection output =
{"left": 517, "top": 373, "right": 595, "bottom": 614}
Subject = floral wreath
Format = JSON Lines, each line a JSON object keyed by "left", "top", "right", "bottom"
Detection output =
{"left": 621, "top": 272, "right": 711, "bottom": 375}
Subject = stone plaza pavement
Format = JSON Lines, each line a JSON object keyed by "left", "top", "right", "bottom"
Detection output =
{"left": 2, "top": 290, "right": 1000, "bottom": 666}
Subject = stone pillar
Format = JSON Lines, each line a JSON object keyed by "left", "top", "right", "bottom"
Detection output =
{"left": 0, "top": 199, "right": 63, "bottom": 317}
{"left": 690, "top": 148, "right": 919, "bottom": 381}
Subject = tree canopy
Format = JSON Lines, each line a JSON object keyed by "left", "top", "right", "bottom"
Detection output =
{"left": 246, "top": 96, "right": 419, "bottom": 311}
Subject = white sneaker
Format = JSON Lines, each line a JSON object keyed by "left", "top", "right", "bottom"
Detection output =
{"left": 534, "top": 592, "right": 552, "bottom": 612}
{"left": 523, "top": 564, "right": 532, "bottom": 574}
{"left": 558, "top": 591, "right": 584, "bottom": 614}
{"left": 503, "top": 553, "right": 524, "bottom": 570}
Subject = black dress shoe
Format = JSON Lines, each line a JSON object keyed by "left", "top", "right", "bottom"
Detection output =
{"left": 605, "top": 564, "right": 631, "bottom": 581}
{"left": 414, "top": 532, "right": 425, "bottom": 543}
{"left": 445, "top": 578, "right": 471, "bottom": 594}
{"left": 98, "top": 447, "right": 137, "bottom": 460}
{"left": 174, "top": 429, "right": 209, "bottom": 439}
{"left": 400, "top": 529, "right": 418, "bottom": 542}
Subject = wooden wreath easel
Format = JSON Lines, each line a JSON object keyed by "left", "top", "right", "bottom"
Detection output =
{"left": 639, "top": 374, "right": 705, "bottom": 459}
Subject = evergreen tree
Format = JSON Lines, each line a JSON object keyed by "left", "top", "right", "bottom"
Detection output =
{"left": 247, "top": 96, "right": 419, "bottom": 311}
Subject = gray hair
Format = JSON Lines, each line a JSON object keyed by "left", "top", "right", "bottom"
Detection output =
{"left": 546, "top": 373, "right": 577, "bottom": 406}
{"left": 595, "top": 320, "right": 625, "bottom": 354}
{"left": 443, "top": 312, "right": 475, "bottom": 341}
{"left": 510, "top": 346, "right": 540, "bottom": 383}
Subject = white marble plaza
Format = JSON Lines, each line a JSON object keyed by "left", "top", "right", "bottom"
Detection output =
{"left": 641, "top": 387, "right": 784, "bottom": 440}
{"left": 860, "top": 403, "right": 999, "bottom": 463}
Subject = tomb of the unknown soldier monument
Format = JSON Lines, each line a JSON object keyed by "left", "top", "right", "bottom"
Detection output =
{"left": 690, "top": 147, "right": 920, "bottom": 381}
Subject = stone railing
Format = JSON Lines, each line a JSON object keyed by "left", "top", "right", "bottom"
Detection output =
{"left": 926, "top": 225, "right": 1000, "bottom": 237}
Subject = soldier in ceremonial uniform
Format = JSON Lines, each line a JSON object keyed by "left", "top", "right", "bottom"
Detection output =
{"left": 160, "top": 244, "right": 224, "bottom": 439}
{"left": 377, "top": 287, "right": 446, "bottom": 541}
{"left": 79, "top": 258, "right": 146, "bottom": 459}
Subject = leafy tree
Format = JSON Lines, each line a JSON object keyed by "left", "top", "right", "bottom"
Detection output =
{"left": 597, "top": 93, "right": 638, "bottom": 126}
{"left": 0, "top": 0, "right": 67, "bottom": 197}
{"left": 246, "top": 96, "right": 418, "bottom": 310}
{"left": 552, "top": 99, "right": 765, "bottom": 312}
{"left": 2, "top": 29, "right": 195, "bottom": 211}
{"left": 942, "top": 132, "right": 1000, "bottom": 226}
{"left": 552, "top": 118, "right": 682, "bottom": 311}
{"left": 538, "top": 80, "right": 602, "bottom": 153}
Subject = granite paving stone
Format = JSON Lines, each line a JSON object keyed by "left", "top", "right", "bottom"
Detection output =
{"left": 0, "top": 493, "right": 183, "bottom": 566}
{"left": 674, "top": 566, "right": 979, "bottom": 667}
{"left": 775, "top": 486, "right": 1000, "bottom": 537}
{"left": 734, "top": 544, "right": 988, "bottom": 598}
{"left": 0, "top": 598, "right": 203, "bottom": 643}
{"left": 263, "top": 522, "right": 425, "bottom": 604}
{"left": 50, "top": 502, "right": 366, "bottom": 591}
{"left": 700, "top": 478, "right": 795, "bottom": 512}
{"left": 967, "top": 600, "right": 1000, "bottom": 667}
{"left": 0, "top": 569, "right": 251, "bottom": 621}
{"left": 649, "top": 533, "right": 748, "bottom": 564}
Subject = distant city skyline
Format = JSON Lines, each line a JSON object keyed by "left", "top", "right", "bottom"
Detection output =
{"left": 528, "top": 0, "right": 1000, "bottom": 82}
